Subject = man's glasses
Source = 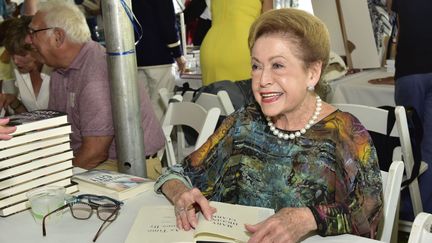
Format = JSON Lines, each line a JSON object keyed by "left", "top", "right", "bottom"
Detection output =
{"left": 42, "top": 194, "right": 123, "bottom": 242}
{"left": 27, "top": 27, "right": 54, "bottom": 37}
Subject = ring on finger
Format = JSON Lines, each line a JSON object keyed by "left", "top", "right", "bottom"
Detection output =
{"left": 175, "top": 207, "right": 186, "bottom": 215}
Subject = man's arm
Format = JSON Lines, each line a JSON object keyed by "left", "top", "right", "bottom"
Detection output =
{"left": 72, "top": 135, "right": 113, "bottom": 169}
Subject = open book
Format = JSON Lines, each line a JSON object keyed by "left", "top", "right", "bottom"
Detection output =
{"left": 126, "top": 201, "right": 275, "bottom": 243}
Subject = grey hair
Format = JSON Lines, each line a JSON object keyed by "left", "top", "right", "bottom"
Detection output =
{"left": 38, "top": 0, "right": 91, "bottom": 43}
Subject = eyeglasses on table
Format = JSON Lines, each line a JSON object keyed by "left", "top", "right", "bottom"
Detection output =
{"left": 42, "top": 194, "right": 123, "bottom": 242}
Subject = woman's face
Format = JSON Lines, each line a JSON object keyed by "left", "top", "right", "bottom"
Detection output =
{"left": 11, "top": 51, "right": 39, "bottom": 73}
{"left": 251, "top": 34, "right": 319, "bottom": 118}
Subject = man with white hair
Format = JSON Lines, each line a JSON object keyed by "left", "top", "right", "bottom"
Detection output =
{"left": 26, "top": 1, "right": 164, "bottom": 170}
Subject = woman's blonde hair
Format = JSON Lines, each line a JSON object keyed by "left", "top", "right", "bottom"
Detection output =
{"left": 248, "top": 8, "right": 330, "bottom": 78}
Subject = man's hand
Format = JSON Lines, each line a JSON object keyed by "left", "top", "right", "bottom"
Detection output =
{"left": 175, "top": 56, "right": 187, "bottom": 75}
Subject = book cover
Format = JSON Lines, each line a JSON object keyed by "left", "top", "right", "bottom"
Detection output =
{"left": 6, "top": 110, "right": 68, "bottom": 136}
{"left": 125, "top": 201, "right": 275, "bottom": 243}
{"left": 72, "top": 170, "right": 153, "bottom": 201}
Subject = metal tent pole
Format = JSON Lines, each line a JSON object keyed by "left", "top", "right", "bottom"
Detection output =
{"left": 101, "top": 0, "right": 147, "bottom": 177}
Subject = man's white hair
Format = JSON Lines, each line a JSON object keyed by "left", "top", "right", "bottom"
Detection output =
{"left": 38, "top": 0, "right": 91, "bottom": 43}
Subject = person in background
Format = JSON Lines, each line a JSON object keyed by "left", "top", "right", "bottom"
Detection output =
{"left": 131, "top": 0, "right": 186, "bottom": 121}
{"left": 0, "top": 16, "right": 51, "bottom": 113}
{"left": 0, "top": 16, "right": 15, "bottom": 96}
{"left": 199, "top": 0, "right": 273, "bottom": 85}
{"left": 0, "top": 0, "right": 6, "bottom": 21}
{"left": 74, "top": 0, "right": 102, "bottom": 42}
{"left": 183, "top": 0, "right": 211, "bottom": 46}
{"left": 155, "top": 8, "right": 383, "bottom": 242}
{"left": 0, "top": 117, "right": 15, "bottom": 139}
{"left": 25, "top": 1, "right": 164, "bottom": 170}
{"left": 391, "top": 0, "right": 432, "bottom": 217}
{"left": 5, "top": 0, "right": 17, "bottom": 19}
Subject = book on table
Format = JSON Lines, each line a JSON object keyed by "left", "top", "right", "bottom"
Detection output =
{"left": 6, "top": 110, "right": 68, "bottom": 136}
{"left": 72, "top": 169, "right": 154, "bottom": 201}
{"left": 125, "top": 201, "right": 275, "bottom": 243}
{"left": 0, "top": 110, "right": 76, "bottom": 217}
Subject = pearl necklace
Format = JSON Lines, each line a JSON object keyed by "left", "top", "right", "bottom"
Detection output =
{"left": 266, "top": 95, "right": 322, "bottom": 140}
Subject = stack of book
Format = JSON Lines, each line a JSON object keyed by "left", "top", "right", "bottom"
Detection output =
{"left": 0, "top": 110, "right": 78, "bottom": 217}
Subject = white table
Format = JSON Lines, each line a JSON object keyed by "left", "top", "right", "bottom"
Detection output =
{"left": 328, "top": 69, "right": 395, "bottom": 107}
{"left": 0, "top": 189, "right": 384, "bottom": 243}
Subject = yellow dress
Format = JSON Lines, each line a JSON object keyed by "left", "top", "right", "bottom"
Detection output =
{"left": 200, "top": 0, "right": 262, "bottom": 85}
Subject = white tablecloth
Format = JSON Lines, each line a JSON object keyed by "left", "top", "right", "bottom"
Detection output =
{"left": 0, "top": 188, "right": 384, "bottom": 243}
{"left": 328, "top": 69, "right": 395, "bottom": 107}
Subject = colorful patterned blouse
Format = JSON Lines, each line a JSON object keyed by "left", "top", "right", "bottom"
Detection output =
{"left": 155, "top": 102, "right": 383, "bottom": 238}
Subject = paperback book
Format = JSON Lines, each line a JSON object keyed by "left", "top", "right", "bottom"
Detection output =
{"left": 126, "top": 201, "right": 275, "bottom": 243}
{"left": 6, "top": 110, "right": 68, "bottom": 136}
{"left": 72, "top": 169, "right": 153, "bottom": 201}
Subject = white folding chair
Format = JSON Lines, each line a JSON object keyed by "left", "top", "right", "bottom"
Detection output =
{"left": 408, "top": 212, "right": 432, "bottom": 243}
{"left": 160, "top": 97, "right": 221, "bottom": 167}
{"left": 159, "top": 87, "right": 235, "bottom": 116}
{"left": 333, "top": 104, "right": 427, "bottom": 234}
{"left": 182, "top": 90, "right": 235, "bottom": 116}
{"left": 394, "top": 107, "right": 428, "bottom": 216}
{"left": 378, "top": 160, "right": 405, "bottom": 243}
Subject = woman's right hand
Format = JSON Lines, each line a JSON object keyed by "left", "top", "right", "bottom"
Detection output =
{"left": 162, "top": 180, "right": 216, "bottom": 231}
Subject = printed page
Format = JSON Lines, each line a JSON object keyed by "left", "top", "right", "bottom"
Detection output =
{"left": 194, "top": 201, "right": 274, "bottom": 242}
{"left": 126, "top": 205, "right": 193, "bottom": 243}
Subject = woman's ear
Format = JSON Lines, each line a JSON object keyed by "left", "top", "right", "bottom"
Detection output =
{"left": 307, "top": 61, "right": 323, "bottom": 87}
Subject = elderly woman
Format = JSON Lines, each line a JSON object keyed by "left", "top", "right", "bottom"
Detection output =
{"left": 155, "top": 8, "right": 383, "bottom": 243}
{"left": 0, "top": 16, "right": 51, "bottom": 113}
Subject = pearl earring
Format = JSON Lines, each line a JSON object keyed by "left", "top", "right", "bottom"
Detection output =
{"left": 307, "top": 86, "right": 315, "bottom": 91}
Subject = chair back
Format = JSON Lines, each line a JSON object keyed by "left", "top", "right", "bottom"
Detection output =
{"left": 334, "top": 104, "right": 426, "bottom": 218}
{"left": 378, "top": 160, "right": 404, "bottom": 243}
{"left": 183, "top": 90, "right": 235, "bottom": 116}
{"left": 159, "top": 88, "right": 235, "bottom": 116}
{"left": 408, "top": 212, "right": 432, "bottom": 243}
{"left": 333, "top": 103, "right": 398, "bottom": 136}
{"left": 395, "top": 107, "right": 428, "bottom": 216}
{"left": 161, "top": 98, "right": 221, "bottom": 166}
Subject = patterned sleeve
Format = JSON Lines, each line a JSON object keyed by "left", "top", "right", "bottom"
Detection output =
{"left": 154, "top": 113, "right": 238, "bottom": 194}
{"left": 309, "top": 113, "right": 383, "bottom": 238}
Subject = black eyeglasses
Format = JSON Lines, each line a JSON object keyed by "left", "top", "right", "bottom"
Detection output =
{"left": 42, "top": 194, "right": 123, "bottom": 242}
{"left": 27, "top": 27, "right": 54, "bottom": 37}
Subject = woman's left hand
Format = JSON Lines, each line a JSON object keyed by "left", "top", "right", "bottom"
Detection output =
{"left": 245, "top": 207, "right": 317, "bottom": 243}
{"left": 0, "top": 118, "right": 16, "bottom": 140}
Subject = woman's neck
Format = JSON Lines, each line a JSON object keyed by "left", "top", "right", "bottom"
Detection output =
{"left": 28, "top": 68, "right": 43, "bottom": 98}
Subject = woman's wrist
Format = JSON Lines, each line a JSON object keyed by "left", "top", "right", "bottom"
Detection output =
{"left": 162, "top": 179, "right": 190, "bottom": 203}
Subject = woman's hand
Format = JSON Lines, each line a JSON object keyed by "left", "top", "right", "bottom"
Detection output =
{"left": 0, "top": 118, "right": 16, "bottom": 140}
{"left": 246, "top": 207, "right": 317, "bottom": 243}
{"left": 162, "top": 180, "right": 216, "bottom": 231}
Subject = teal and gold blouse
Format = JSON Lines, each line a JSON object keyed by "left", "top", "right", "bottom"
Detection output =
{"left": 155, "top": 102, "right": 383, "bottom": 238}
